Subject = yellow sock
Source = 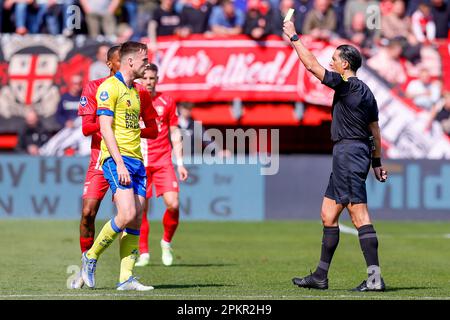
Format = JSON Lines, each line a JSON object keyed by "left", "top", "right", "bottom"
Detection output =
{"left": 119, "top": 229, "right": 140, "bottom": 283}
{"left": 86, "top": 219, "right": 122, "bottom": 260}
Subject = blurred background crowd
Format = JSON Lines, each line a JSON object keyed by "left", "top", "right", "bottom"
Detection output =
{"left": 0, "top": 0, "right": 449, "bottom": 156}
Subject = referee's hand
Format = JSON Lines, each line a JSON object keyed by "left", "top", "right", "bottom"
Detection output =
{"left": 373, "top": 166, "right": 388, "bottom": 183}
{"left": 283, "top": 20, "right": 296, "bottom": 40}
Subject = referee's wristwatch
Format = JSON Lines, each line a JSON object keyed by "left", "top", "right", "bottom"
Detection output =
{"left": 290, "top": 34, "right": 299, "bottom": 42}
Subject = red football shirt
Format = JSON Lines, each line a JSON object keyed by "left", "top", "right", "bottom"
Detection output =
{"left": 78, "top": 77, "right": 106, "bottom": 170}
{"left": 141, "top": 92, "right": 178, "bottom": 167}
{"left": 78, "top": 77, "right": 157, "bottom": 170}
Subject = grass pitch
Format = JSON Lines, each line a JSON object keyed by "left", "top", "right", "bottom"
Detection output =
{"left": 1, "top": 220, "right": 450, "bottom": 300}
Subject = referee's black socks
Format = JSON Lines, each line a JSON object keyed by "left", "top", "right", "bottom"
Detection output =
{"left": 358, "top": 224, "right": 381, "bottom": 277}
{"left": 313, "top": 226, "right": 340, "bottom": 280}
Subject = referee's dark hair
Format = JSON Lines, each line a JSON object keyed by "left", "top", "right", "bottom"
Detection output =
{"left": 107, "top": 45, "right": 121, "bottom": 61}
{"left": 336, "top": 44, "right": 362, "bottom": 73}
{"left": 119, "top": 41, "right": 148, "bottom": 61}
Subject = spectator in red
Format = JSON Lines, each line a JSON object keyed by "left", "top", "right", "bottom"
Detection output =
{"left": 179, "top": 0, "right": 215, "bottom": 37}
{"left": 429, "top": 0, "right": 450, "bottom": 39}
{"left": 411, "top": 2, "right": 436, "bottom": 43}
{"left": 243, "top": 0, "right": 273, "bottom": 40}
{"left": 302, "top": 0, "right": 337, "bottom": 40}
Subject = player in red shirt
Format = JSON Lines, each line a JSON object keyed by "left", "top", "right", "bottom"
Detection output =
{"left": 136, "top": 63, "right": 189, "bottom": 267}
{"left": 71, "top": 45, "right": 158, "bottom": 289}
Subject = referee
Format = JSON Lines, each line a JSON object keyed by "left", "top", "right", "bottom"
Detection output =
{"left": 283, "top": 21, "right": 388, "bottom": 292}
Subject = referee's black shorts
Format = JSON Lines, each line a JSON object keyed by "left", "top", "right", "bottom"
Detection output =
{"left": 325, "top": 139, "right": 371, "bottom": 205}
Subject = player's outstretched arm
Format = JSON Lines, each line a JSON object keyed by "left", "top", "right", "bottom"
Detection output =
{"left": 283, "top": 20, "right": 326, "bottom": 82}
{"left": 99, "top": 115, "right": 131, "bottom": 186}
{"left": 369, "top": 121, "right": 387, "bottom": 183}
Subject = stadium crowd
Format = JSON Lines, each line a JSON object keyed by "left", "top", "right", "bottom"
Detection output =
{"left": 4, "top": 0, "right": 449, "bottom": 155}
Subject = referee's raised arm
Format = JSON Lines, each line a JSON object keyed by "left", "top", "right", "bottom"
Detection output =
{"left": 283, "top": 20, "right": 326, "bottom": 82}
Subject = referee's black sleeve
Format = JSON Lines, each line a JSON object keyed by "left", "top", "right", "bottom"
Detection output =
{"left": 368, "top": 96, "right": 379, "bottom": 123}
{"left": 321, "top": 70, "right": 343, "bottom": 90}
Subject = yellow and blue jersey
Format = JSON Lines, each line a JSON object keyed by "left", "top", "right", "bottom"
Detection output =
{"left": 96, "top": 72, "right": 143, "bottom": 164}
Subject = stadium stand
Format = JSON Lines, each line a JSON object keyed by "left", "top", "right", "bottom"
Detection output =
{"left": 0, "top": 0, "right": 449, "bottom": 157}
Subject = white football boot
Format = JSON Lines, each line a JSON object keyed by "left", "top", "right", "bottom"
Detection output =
{"left": 116, "top": 276, "right": 154, "bottom": 291}
{"left": 135, "top": 253, "right": 150, "bottom": 267}
{"left": 161, "top": 239, "right": 173, "bottom": 266}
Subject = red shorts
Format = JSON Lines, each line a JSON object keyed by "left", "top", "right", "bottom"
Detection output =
{"left": 82, "top": 167, "right": 110, "bottom": 200}
{"left": 146, "top": 164, "right": 179, "bottom": 198}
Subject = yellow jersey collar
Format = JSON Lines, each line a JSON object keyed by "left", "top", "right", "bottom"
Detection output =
{"left": 114, "top": 71, "right": 134, "bottom": 89}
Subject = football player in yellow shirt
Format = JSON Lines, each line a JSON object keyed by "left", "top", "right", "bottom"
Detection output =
{"left": 81, "top": 41, "right": 153, "bottom": 291}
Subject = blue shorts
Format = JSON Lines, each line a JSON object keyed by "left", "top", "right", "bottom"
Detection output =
{"left": 325, "top": 139, "right": 371, "bottom": 205}
{"left": 103, "top": 156, "right": 147, "bottom": 198}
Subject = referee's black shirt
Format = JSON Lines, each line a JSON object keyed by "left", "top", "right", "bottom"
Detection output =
{"left": 321, "top": 70, "right": 379, "bottom": 142}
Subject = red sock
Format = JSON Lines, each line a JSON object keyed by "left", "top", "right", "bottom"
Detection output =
{"left": 163, "top": 208, "right": 179, "bottom": 243}
{"left": 139, "top": 210, "right": 150, "bottom": 254}
{"left": 80, "top": 237, "right": 94, "bottom": 253}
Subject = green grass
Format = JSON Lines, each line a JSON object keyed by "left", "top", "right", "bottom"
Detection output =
{"left": 1, "top": 220, "right": 450, "bottom": 300}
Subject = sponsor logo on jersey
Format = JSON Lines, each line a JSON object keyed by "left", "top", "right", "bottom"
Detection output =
{"left": 156, "top": 106, "right": 164, "bottom": 116}
{"left": 80, "top": 96, "right": 87, "bottom": 107}
{"left": 99, "top": 91, "right": 109, "bottom": 101}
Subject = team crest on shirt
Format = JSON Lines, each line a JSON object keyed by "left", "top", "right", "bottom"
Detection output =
{"left": 80, "top": 96, "right": 87, "bottom": 107}
{"left": 99, "top": 91, "right": 109, "bottom": 101}
{"left": 156, "top": 106, "right": 164, "bottom": 116}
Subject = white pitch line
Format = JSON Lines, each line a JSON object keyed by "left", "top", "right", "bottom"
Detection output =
{"left": 1, "top": 293, "right": 450, "bottom": 300}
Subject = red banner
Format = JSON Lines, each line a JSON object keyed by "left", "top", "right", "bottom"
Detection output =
{"left": 153, "top": 35, "right": 337, "bottom": 105}
{"left": 436, "top": 40, "right": 450, "bottom": 92}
